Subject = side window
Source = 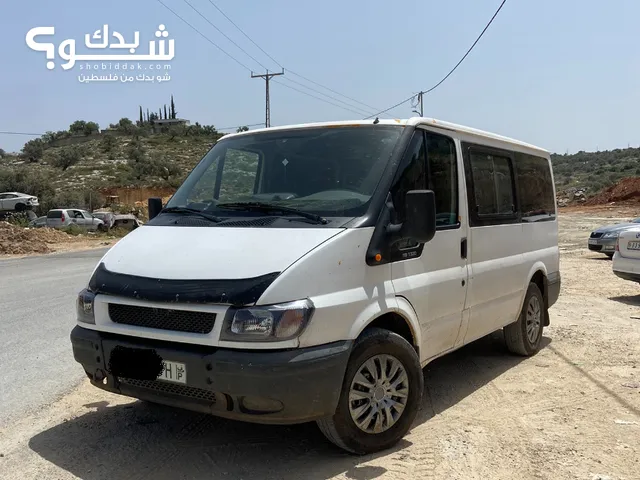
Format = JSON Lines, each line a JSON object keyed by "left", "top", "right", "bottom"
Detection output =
{"left": 515, "top": 153, "right": 556, "bottom": 221}
{"left": 426, "top": 132, "right": 458, "bottom": 227}
{"left": 219, "top": 148, "right": 260, "bottom": 201}
{"left": 469, "top": 152, "right": 515, "bottom": 216}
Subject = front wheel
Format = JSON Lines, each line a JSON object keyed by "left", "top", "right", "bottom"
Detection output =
{"left": 504, "top": 282, "right": 545, "bottom": 356}
{"left": 317, "top": 328, "right": 423, "bottom": 455}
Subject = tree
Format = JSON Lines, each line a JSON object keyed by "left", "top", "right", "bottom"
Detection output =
{"left": 146, "top": 108, "right": 150, "bottom": 122}
{"left": 170, "top": 94, "right": 177, "bottom": 119}
{"left": 116, "top": 117, "right": 136, "bottom": 134}
{"left": 69, "top": 120, "right": 87, "bottom": 135}
{"left": 236, "top": 126, "right": 249, "bottom": 133}
{"left": 83, "top": 121, "right": 99, "bottom": 135}
{"left": 21, "top": 138, "right": 44, "bottom": 162}
{"left": 0, "top": 148, "right": 5, "bottom": 158}
{"left": 101, "top": 134, "right": 117, "bottom": 153}
{"left": 164, "top": 104, "right": 168, "bottom": 120}
{"left": 52, "top": 146, "right": 82, "bottom": 171}
{"left": 139, "top": 106, "right": 144, "bottom": 125}
{"left": 159, "top": 108, "right": 162, "bottom": 120}
{"left": 149, "top": 112, "right": 159, "bottom": 122}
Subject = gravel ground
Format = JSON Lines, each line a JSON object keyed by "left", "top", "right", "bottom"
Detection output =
{"left": 0, "top": 210, "right": 639, "bottom": 480}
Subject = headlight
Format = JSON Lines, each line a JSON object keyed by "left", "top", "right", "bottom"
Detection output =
{"left": 77, "top": 288, "right": 96, "bottom": 324}
{"left": 221, "top": 299, "right": 314, "bottom": 342}
{"left": 603, "top": 232, "right": 619, "bottom": 238}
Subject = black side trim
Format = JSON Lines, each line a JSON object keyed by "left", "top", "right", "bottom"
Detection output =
{"left": 547, "top": 271, "right": 561, "bottom": 309}
{"left": 88, "top": 262, "right": 280, "bottom": 306}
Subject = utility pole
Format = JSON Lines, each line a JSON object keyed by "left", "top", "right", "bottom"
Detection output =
{"left": 411, "top": 91, "right": 424, "bottom": 117}
{"left": 251, "top": 68, "right": 284, "bottom": 128}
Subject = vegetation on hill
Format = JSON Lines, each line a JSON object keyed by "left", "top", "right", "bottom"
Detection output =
{"left": 551, "top": 147, "right": 640, "bottom": 194}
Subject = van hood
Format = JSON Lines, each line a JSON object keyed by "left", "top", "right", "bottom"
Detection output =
{"left": 99, "top": 225, "right": 345, "bottom": 280}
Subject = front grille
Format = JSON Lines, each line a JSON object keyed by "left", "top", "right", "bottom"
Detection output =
{"left": 591, "top": 232, "right": 603, "bottom": 238}
{"left": 119, "top": 378, "right": 216, "bottom": 402}
{"left": 108, "top": 303, "right": 216, "bottom": 334}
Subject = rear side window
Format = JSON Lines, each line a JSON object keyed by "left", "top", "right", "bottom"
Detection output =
{"left": 469, "top": 152, "right": 515, "bottom": 215}
{"left": 47, "top": 210, "right": 63, "bottom": 218}
{"left": 514, "top": 153, "right": 556, "bottom": 221}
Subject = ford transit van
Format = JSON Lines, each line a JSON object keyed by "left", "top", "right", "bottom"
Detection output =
{"left": 70, "top": 117, "right": 560, "bottom": 454}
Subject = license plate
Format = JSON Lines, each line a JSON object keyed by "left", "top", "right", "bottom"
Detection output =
{"left": 628, "top": 241, "right": 640, "bottom": 251}
{"left": 158, "top": 360, "right": 187, "bottom": 384}
{"left": 588, "top": 238, "right": 598, "bottom": 245}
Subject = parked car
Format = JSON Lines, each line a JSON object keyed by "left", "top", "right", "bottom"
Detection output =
{"left": 588, "top": 217, "right": 640, "bottom": 258}
{"left": 613, "top": 226, "right": 640, "bottom": 283}
{"left": 112, "top": 214, "right": 142, "bottom": 230}
{"left": 70, "top": 118, "right": 560, "bottom": 454}
{"left": 92, "top": 212, "right": 116, "bottom": 230}
{"left": 28, "top": 215, "right": 47, "bottom": 228}
{"left": 0, "top": 192, "right": 39, "bottom": 212}
{"left": 46, "top": 208, "right": 105, "bottom": 231}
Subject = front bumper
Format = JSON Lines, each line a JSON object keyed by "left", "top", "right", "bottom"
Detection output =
{"left": 588, "top": 237, "right": 616, "bottom": 254}
{"left": 71, "top": 325, "right": 352, "bottom": 424}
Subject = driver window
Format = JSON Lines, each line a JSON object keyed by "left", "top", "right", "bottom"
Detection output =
{"left": 391, "top": 130, "right": 459, "bottom": 228}
{"left": 426, "top": 131, "right": 458, "bottom": 227}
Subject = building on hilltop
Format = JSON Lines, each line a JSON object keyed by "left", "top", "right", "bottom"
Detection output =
{"left": 151, "top": 118, "right": 190, "bottom": 133}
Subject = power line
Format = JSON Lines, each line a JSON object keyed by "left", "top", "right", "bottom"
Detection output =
{"left": 280, "top": 76, "right": 375, "bottom": 117}
{"left": 217, "top": 122, "right": 264, "bottom": 130}
{"left": 157, "top": 0, "right": 381, "bottom": 119}
{"left": 287, "top": 69, "right": 381, "bottom": 112}
{"left": 0, "top": 131, "right": 43, "bottom": 136}
{"left": 364, "top": 0, "right": 508, "bottom": 119}
{"left": 201, "top": 0, "right": 381, "bottom": 115}
{"left": 156, "top": 0, "right": 252, "bottom": 72}
{"left": 271, "top": 80, "right": 371, "bottom": 117}
{"left": 206, "top": 0, "right": 283, "bottom": 69}
{"left": 182, "top": 0, "right": 269, "bottom": 71}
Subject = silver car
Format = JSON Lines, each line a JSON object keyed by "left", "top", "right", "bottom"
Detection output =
{"left": 588, "top": 216, "right": 640, "bottom": 258}
{"left": 46, "top": 208, "right": 105, "bottom": 231}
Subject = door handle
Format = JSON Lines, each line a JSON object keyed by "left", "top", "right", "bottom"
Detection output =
{"left": 461, "top": 238, "right": 467, "bottom": 259}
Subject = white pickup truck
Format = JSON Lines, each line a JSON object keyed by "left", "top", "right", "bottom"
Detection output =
{"left": 0, "top": 192, "right": 39, "bottom": 212}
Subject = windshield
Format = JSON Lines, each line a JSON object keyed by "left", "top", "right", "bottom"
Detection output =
{"left": 165, "top": 125, "right": 404, "bottom": 218}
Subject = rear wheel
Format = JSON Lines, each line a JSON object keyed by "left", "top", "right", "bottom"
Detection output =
{"left": 316, "top": 327, "right": 423, "bottom": 455}
{"left": 504, "top": 282, "right": 545, "bottom": 356}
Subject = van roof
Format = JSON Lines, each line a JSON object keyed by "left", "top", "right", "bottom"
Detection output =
{"left": 221, "top": 117, "right": 549, "bottom": 154}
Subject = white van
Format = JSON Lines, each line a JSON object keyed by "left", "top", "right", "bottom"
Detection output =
{"left": 70, "top": 118, "right": 560, "bottom": 454}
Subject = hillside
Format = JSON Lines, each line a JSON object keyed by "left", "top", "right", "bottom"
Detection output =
{"left": 2, "top": 121, "right": 640, "bottom": 214}
{"left": 551, "top": 147, "right": 640, "bottom": 193}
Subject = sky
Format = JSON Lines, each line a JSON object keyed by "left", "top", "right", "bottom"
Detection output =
{"left": 1, "top": 0, "right": 639, "bottom": 154}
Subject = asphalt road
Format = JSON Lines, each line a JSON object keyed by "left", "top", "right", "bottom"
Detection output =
{"left": 0, "top": 248, "right": 109, "bottom": 427}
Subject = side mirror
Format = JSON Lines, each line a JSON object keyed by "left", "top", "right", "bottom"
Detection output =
{"left": 404, "top": 190, "right": 436, "bottom": 244}
{"left": 148, "top": 197, "right": 163, "bottom": 220}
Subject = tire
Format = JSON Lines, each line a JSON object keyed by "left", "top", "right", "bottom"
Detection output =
{"left": 15, "top": 203, "right": 25, "bottom": 212}
{"left": 316, "top": 327, "right": 423, "bottom": 455}
{"left": 97, "top": 224, "right": 106, "bottom": 232}
{"left": 504, "top": 282, "right": 545, "bottom": 356}
{"left": 606, "top": 253, "right": 614, "bottom": 259}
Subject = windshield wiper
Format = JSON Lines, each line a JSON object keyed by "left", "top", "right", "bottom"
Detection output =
{"left": 216, "top": 202, "right": 328, "bottom": 225}
{"left": 161, "top": 206, "right": 222, "bottom": 223}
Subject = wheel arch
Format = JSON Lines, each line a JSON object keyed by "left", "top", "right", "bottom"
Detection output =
{"left": 349, "top": 296, "right": 422, "bottom": 362}
{"left": 520, "top": 263, "right": 550, "bottom": 326}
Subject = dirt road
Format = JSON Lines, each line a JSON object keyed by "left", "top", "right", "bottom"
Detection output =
{"left": 0, "top": 211, "right": 639, "bottom": 480}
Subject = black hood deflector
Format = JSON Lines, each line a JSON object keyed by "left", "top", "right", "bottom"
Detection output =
{"left": 88, "top": 262, "right": 280, "bottom": 306}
